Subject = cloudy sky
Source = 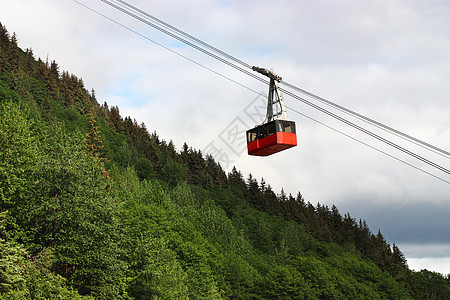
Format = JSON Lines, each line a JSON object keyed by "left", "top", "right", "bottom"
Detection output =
{"left": 1, "top": 0, "right": 449, "bottom": 274}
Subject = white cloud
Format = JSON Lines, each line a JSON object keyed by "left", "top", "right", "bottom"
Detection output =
{"left": 399, "top": 243, "right": 450, "bottom": 275}
{"left": 407, "top": 257, "right": 450, "bottom": 275}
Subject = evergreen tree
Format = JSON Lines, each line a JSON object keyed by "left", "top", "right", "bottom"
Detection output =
{"left": 228, "top": 166, "right": 246, "bottom": 193}
{"left": 246, "top": 173, "right": 261, "bottom": 209}
{"left": 84, "top": 112, "right": 110, "bottom": 189}
{"left": 391, "top": 242, "right": 408, "bottom": 275}
{"left": 205, "top": 154, "right": 227, "bottom": 188}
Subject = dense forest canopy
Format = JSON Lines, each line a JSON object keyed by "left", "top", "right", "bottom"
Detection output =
{"left": 1, "top": 23, "right": 449, "bottom": 299}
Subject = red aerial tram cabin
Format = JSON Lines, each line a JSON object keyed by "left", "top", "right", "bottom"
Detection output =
{"left": 246, "top": 120, "right": 297, "bottom": 156}
{"left": 247, "top": 66, "right": 297, "bottom": 156}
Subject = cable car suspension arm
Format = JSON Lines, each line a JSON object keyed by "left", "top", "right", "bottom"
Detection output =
{"left": 252, "top": 66, "right": 287, "bottom": 124}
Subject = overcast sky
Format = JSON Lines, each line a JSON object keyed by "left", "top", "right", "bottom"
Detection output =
{"left": 1, "top": 0, "right": 449, "bottom": 274}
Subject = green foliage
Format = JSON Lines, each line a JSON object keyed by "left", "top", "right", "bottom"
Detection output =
{"left": 0, "top": 211, "right": 26, "bottom": 293}
{"left": 263, "top": 264, "right": 314, "bottom": 299}
{"left": 279, "top": 220, "right": 309, "bottom": 255}
{"left": 30, "top": 128, "right": 126, "bottom": 297}
{"left": 0, "top": 100, "right": 39, "bottom": 211}
{"left": 161, "top": 155, "right": 184, "bottom": 186}
{"left": 407, "top": 269, "right": 450, "bottom": 299}
{"left": 11, "top": 250, "right": 94, "bottom": 300}
{"left": 123, "top": 232, "right": 189, "bottom": 299}
{"left": 135, "top": 156, "right": 155, "bottom": 180}
{"left": 1, "top": 212, "right": 91, "bottom": 299}
{"left": 0, "top": 78, "right": 20, "bottom": 102}
{"left": 0, "top": 100, "right": 126, "bottom": 298}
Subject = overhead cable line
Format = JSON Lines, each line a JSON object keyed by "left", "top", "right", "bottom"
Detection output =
{"left": 75, "top": 0, "right": 450, "bottom": 181}
{"left": 114, "top": 0, "right": 253, "bottom": 69}
{"left": 105, "top": 1, "right": 449, "bottom": 160}
{"left": 101, "top": 0, "right": 450, "bottom": 161}
{"left": 286, "top": 105, "right": 450, "bottom": 185}
{"left": 281, "top": 81, "right": 450, "bottom": 159}
{"left": 72, "top": 0, "right": 260, "bottom": 95}
{"left": 98, "top": 0, "right": 261, "bottom": 83}
{"left": 279, "top": 88, "right": 450, "bottom": 176}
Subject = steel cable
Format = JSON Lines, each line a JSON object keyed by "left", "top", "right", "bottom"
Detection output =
{"left": 280, "top": 89, "right": 450, "bottom": 175}
{"left": 102, "top": 0, "right": 450, "bottom": 161}
{"left": 75, "top": 0, "right": 450, "bottom": 181}
{"left": 281, "top": 81, "right": 450, "bottom": 159}
{"left": 114, "top": 0, "right": 253, "bottom": 69}
{"left": 285, "top": 105, "right": 450, "bottom": 185}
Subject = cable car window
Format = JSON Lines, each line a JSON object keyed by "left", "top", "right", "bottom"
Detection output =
{"left": 267, "top": 121, "right": 276, "bottom": 135}
{"left": 281, "top": 121, "right": 296, "bottom": 133}
{"left": 258, "top": 125, "right": 267, "bottom": 139}
{"left": 247, "top": 128, "right": 257, "bottom": 142}
{"left": 285, "top": 122, "right": 292, "bottom": 133}
{"left": 290, "top": 122, "right": 296, "bottom": 134}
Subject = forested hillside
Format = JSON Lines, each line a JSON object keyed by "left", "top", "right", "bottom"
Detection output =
{"left": 1, "top": 23, "right": 449, "bottom": 299}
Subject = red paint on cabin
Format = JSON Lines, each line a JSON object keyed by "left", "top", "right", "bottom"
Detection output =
{"left": 247, "top": 132, "right": 297, "bottom": 156}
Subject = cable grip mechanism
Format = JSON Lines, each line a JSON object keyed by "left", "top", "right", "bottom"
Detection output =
{"left": 252, "top": 66, "right": 287, "bottom": 124}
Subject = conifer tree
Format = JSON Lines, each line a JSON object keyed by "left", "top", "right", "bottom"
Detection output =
{"left": 84, "top": 112, "right": 110, "bottom": 189}
{"left": 205, "top": 154, "right": 227, "bottom": 188}
{"left": 227, "top": 166, "right": 246, "bottom": 191}
{"left": 392, "top": 243, "right": 408, "bottom": 271}
{"left": 246, "top": 173, "right": 261, "bottom": 209}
